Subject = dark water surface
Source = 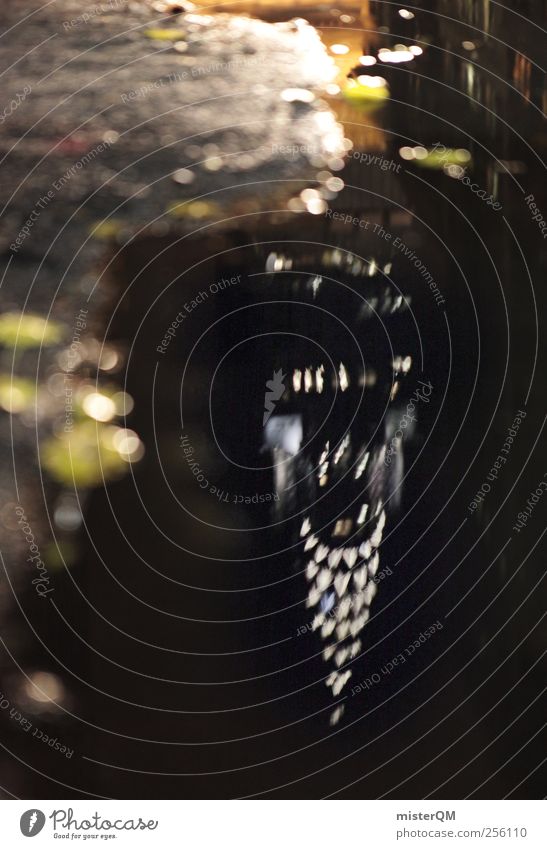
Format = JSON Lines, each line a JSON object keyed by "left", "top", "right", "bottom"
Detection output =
{"left": 0, "top": 0, "right": 545, "bottom": 799}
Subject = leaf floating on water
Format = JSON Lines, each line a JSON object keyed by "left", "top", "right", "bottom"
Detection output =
{"left": 89, "top": 219, "right": 124, "bottom": 240}
{"left": 144, "top": 28, "right": 186, "bottom": 41}
{"left": 412, "top": 147, "right": 473, "bottom": 170}
{"left": 166, "top": 200, "right": 220, "bottom": 220}
{"left": 343, "top": 76, "right": 389, "bottom": 106}
{"left": 43, "top": 541, "right": 78, "bottom": 570}
{"left": 0, "top": 313, "right": 64, "bottom": 349}
{"left": 0, "top": 375, "right": 36, "bottom": 413}
{"left": 42, "top": 421, "right": 143, "bottom": 487}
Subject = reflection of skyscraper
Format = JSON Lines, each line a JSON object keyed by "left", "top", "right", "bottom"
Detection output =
{"left": 257, "top": 245, "right": 417, "bottom": 723}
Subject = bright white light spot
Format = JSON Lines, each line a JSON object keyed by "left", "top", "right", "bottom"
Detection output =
{"left": 330, "top": 705, "right": 345, "bottom": 726}
{"left": 300, "top": 517, "right": 311, "bottom": 537}
{"left": 281, "top": 88, "right": 315, "bottom": 103}
{"left": 399, "top": 146, "right": 415, "bottom": 160}
{"left": 203, "top": 156, "right": 223, "bottom": 171}
{"left": 342, "top": 547, "right": 358, "bottom": 567}
{"left": 379, "top": 49, "right": 414, "bottom": 63}
{"left": 334, "top": 571, "right": 351, "bottom": 598}
{"left": 113, "top": 429, "right": 144, "bottom": 462}
{"left": 359, "top": 540, "right": 371, "bottom": 559}
{"left": 25, "top": 672, "right": 65, "bottom": 704}
{"left": 355, "top": 452, "right": 369, "bottom": 480}
{"left": 300, "top": 188, "right": 321, "bottom": 202}
{"left": 357, "top": 504, "right": 369, "bottom": 524}
{"left": 310, "top": 276, "right": 322, "bottom": 299}
{"left": 98, "top": 347, "right": 119, "bottom": 371}
{"left": 323, "top": 177, "right": 342, "bottom": 194}
{"left": 445, "top": 163, "right": 464, "bottom": 178}
{"left": 357, "top": 75, "right": 387, "bottom": 87}
{"left": 315, "top": 544, "right": 329, "bottom": 563}
{"left": 305, "top": 535, "right": 319, "bottom": 552}
{"left": 306, "top": 198, "right": 328, "bottom": 214}
{"left": 323, "top": 131, "right": 343, "bottom": 154}
{"left": 339, "top": 363, "right": 349, "bottom": 391}
{"left": 456, "top": 148, "right": 472, "bottom": 163}
{"left": 330, "top": 43, "right": 350, "bottom": 54}
{"left": 112, "top": 391, "right": 134, "bottom": 416}
{"left": 266, "top": 252, "right": 292, "bottom": 272}
{"left": 334, "top": 434, "right": 350, "bottom": 464}
{"left": 398, "top": 8, "right": 415, "bottom": 19}
{"left": 359, "top": 55, "right": 377, "bottom": 66}
{"left": 264, "top": 415, "right": 303, "bottom": 455}
{"left": 409, "top": 45, "right": 423, "bottom": 55}
{"left": 316, "top": 365, "right": 324, "bottom": 393}
{"left": 82, "top": 393, "right": 116, "bottom": 422}
{"left": 173, "top": 168, "right": 195, "bottom": 184}
{"left": 328, "top": 549, "right": 343, "bottom": 568}
{"left": 54, "top": 497, "right": 82, "bottom": 531}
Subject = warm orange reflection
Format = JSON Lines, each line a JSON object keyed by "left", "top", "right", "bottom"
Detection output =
{"left": 187, "top": 0, "right": 386, "bottom": 152}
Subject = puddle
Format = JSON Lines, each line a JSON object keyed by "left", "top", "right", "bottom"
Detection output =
{"left": 0, "top": 0, "right": 544, "bottom": 799}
